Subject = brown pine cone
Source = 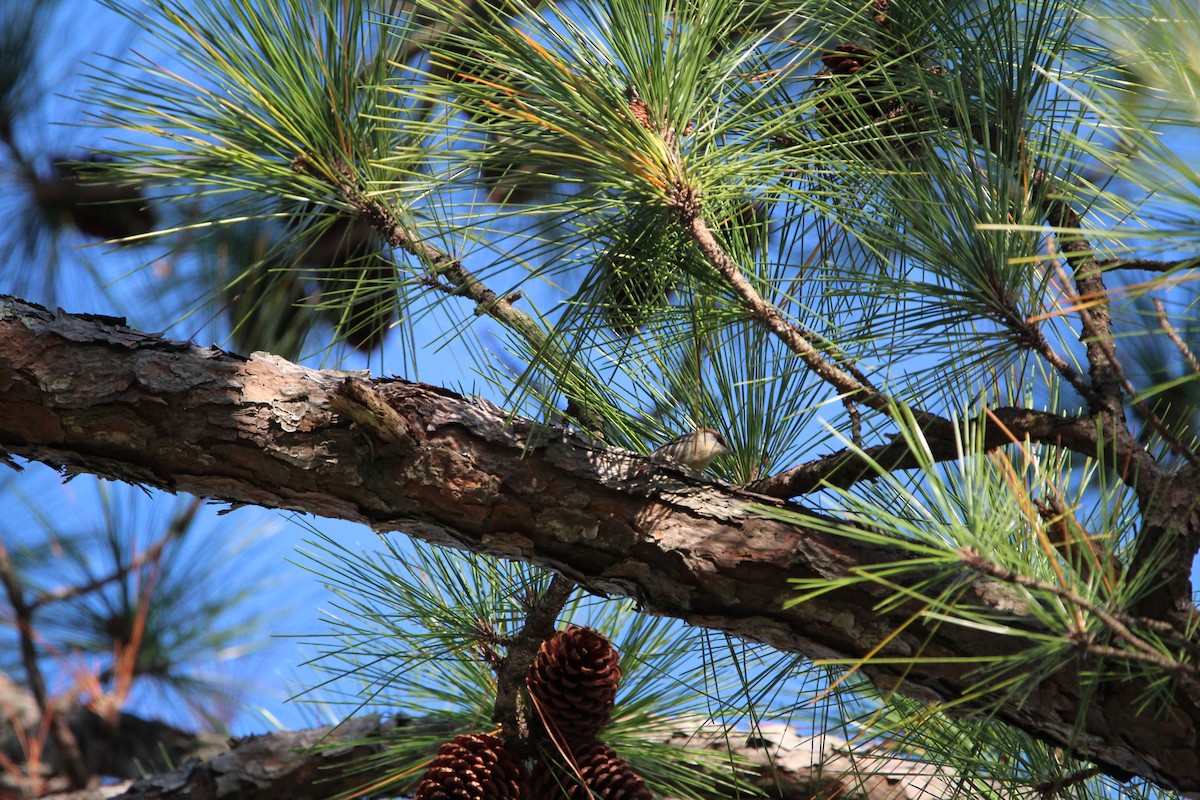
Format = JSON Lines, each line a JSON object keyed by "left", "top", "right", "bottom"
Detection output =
{"left": 414, "top": 733, "right": 529, "bottom": 800}
{"left": 625, "top": 86, "right": 654, "bottom": 130}
{"left": 820, "top": 43, "right": 875, "bottom": 76}
{"left": 527, "top": 626, "right": 621, "bottom": 742}
{"left": 530, "top": 742, "right": 652, "bottom": 800}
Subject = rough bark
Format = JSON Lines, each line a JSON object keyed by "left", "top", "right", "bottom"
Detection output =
{"left": 1, "top": 296, "right": 1198, "bottom": 792}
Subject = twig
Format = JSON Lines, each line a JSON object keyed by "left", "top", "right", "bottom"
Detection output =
{"left": 29, "top": 497, "right": 200, "bottom": 612}
{"left": 1099, "top": 257, "right": 1200, "bottom": 273}
{"left": 1071, "top": 639, "right": 1192, "bottom": 676}
{"left": 749, "top": 406, "right": 1097, "bottom": 498}
{"left": 1153, "top": 298, "right": 1200, "bottom": 375}
{"left": 1056, "top": 274, "right": 1200, "bottom": 467}
{"left": 1040, "top": 196, "right": 1198, "bottom": 467}
{"left": 1013, "top": 307, "right": 1092, "bottom": 400}
{"left": 0, "top": 545, "right": 91, "bottom": 789}
{"left": 674, "top": 184, "right": 952, "bottom": 437}
{"left": 304, "top": 159, "right": 546, "bottom": 345}
{"left": 296, "top": 156, "right": 621, "bottom": 437}
{"left": 1032, "top": 496, "right": 1118, "bottom": 595}
{"left": 1034, "top": 765, "right": 1104, "bottom": 797}
{"left": 958, "top": 547, "right": 1193, "bottom": 674}
{"left": 842, "top": 396, "right": 862, "bottom": 447}
{"left": 491, "top": 573, "right": 575, "bottom": 754}
{"left": 1037, "top": 183, "right": 1120, "bottom": 403}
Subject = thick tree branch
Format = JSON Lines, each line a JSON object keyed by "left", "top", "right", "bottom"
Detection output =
{"left": 44, "top": 713, "right": 416, "bottom": 800}
{"left": 17, "top": 668, "right": 973, "bottom": 800}
{"left": 2, "top": 296, "right": 1200, "bottom": 792}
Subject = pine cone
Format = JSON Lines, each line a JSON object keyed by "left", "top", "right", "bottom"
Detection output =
{"left": 625, "top": 86, "right": 653, "bottom": 130}
{"left": 820, "top": 43, "right": 874, "bottom": 76}
{"left": 530, "top": 742, "right": 652, "bottom": 800}
{"left": 872, "top": 0, "right": 890, "bottom": 28}
{"left": 414, "top": 733, "right": 529, "bottom": 800}
{"left": 527, "top": 626, "right": 621, "bottom": 742}
{"left": 813, "top": 42, "right": 920, "bottom": 157}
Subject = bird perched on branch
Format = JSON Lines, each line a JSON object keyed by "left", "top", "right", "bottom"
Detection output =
{"left": 650, "top": 428, "right": 729, "bottom": 472}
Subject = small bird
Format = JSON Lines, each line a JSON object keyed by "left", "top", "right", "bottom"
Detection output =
{"left": 650, "top": 428, "right": 730, "bottom": 472}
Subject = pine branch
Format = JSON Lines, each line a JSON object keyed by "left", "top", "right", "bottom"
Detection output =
{"left": 1153, "top": 297, "right": 1200, "bottom": 375}
{"left": 26, "top": 712, "right": 1006, "bottom": 800}
{"left": 4, "top": 296, "right": 1200, "bottom": 792}
{"left": 296, "top": 154, "right": 622, "bottom": 436}
{"left": 669, "top": 185, "right": 1168, "bottom": 514}
{"left": 27, "top": 497, "right": 200, "bottom": 612}
{"left": 1036, "top": 175, "right": 1121, "bottom": 407}
{"left": 958, "top": 548, "right": 1196, "bottom": 683}
{"left": 1101, "top": 257, "right": 1200, "bottom": 273}
{"left": 37, "top": 713, "right": 414, "bottom": 800}
{"left": 0, "top": 671, "right": 227, "bottom": 791}
{"left": 673, "top": 185, "right": 951, "bottom": 436}
{"left": 492, "top": 573, "right": 574, "bottom": 752}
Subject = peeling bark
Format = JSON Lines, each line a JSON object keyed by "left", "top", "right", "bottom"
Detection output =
{"left": 2, "top": 296, "right": 1199, "bottom": 792}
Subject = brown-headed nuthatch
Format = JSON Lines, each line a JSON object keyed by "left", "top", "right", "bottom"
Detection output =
{"left": 650, "top": 428, "right": 729, "bottom": 471}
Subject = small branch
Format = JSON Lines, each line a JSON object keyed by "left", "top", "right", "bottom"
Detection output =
{"left": 675, "top": 188, "right": 952, "bottom": 439}
{"left": 1032, "top": 496, "right": 1119, "bottom": 594}
{"left": 1036, "top": 177, "right": 1120, "bottom": 404}
{"left": 296, "top": 157, "right": 545, "bottom": 347}
{"left": 297, "top": 158, "right": 621, "bottom": 436}
{"left": 0, "top": 546, "right": 91, "bottom": 789}
{"left": 1038, "top": 189, "right": 1198, "bottom": 468}
{"left": 749, "top": 406, "right": 1098, "bottom": 499}
{"left": 842, "top": 397, "right": 862, "bottom": 447}
{"left": 1153, "top": 298, "right": 1200, "bottom": 375}
{"left": 1013, "top": 310, "right": 1092, "bottom": 400}
{"left": 28, "top": 498, "right": 200, "bottom": 612}
{"left": 1034, "top": 765, "right": 1105, "bottom": 797}
{"left": 491, "top": 573, "right": 575, "bottom": 754}
{"left": 1073, "top": 641, "right": 1184, "bottom": 673}
{"left": 1099, "top": 257, "right": 1200, "bottom": 273}
{"left": 958, "top": 547, "right": 1194, "bottom": 676}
